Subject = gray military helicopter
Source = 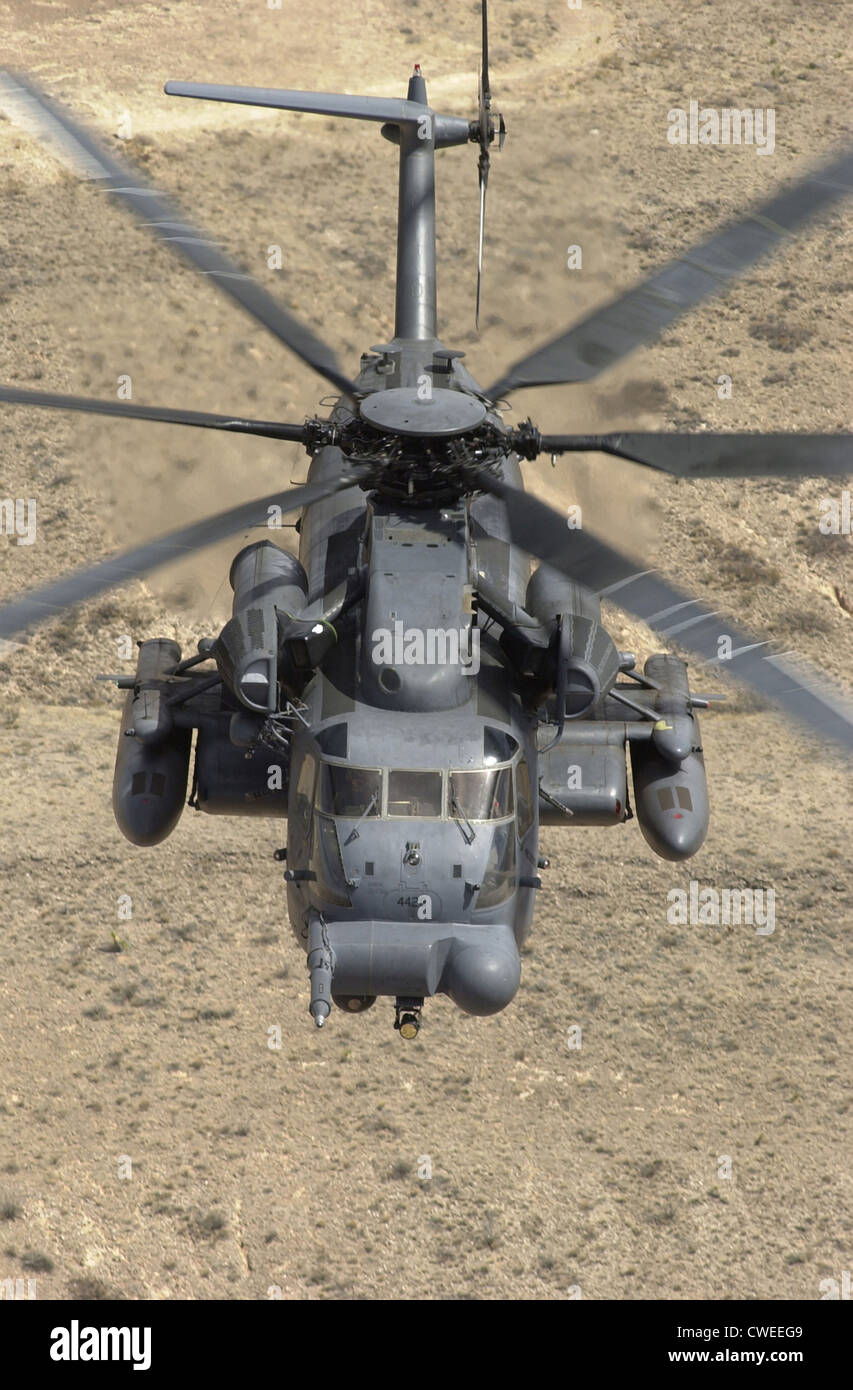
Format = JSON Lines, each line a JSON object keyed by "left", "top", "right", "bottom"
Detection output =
{"left": 1, "top": 5, "right": 852, "bottom": 1036}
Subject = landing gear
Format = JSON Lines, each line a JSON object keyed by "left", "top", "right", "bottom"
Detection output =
{"left": 332, "top": 993, "right": 376, "bottom": 1014}
{"left": 394, "top": 996, "right": 423, "bottom": 1040}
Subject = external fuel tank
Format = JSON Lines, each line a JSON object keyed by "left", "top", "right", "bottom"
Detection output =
{"left": 630, "top": 655, "right": 710, "bottom": 860}
{"left": 112, "top": 639, "right": 192, "bottom": 846}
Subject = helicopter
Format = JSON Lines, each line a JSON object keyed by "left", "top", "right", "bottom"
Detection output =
{"left": 1, "top": 4, "right": 851, "bottom": 1038}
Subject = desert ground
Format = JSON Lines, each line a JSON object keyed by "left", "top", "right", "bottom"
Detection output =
{"left": 0, "top": 0, "right": 850, "bottom": 1300}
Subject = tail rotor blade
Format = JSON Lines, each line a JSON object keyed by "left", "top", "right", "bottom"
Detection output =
{"left": 480, "top": 0, "right": 491, "bottom": 115}
{"left": 476, "top": 166, "right": 488, "bottom": 331}
{"left": 472, "top": 1, "right": 502, "bottom": 329}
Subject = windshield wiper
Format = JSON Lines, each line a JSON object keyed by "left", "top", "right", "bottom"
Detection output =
{"left": 343, "top": 790, "right": 379, "bottom": 845}
{"left": 450, "top": 791, "right": 477, "bottom": 845}
{"left": 538, "top": 781, "right": 574, "bottom": 820}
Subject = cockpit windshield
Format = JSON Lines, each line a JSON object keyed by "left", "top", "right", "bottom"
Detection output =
{"left": 388, "top": 770, "right": 443, "bottom": 818}
{"left": 315, "top": 761, "right": 517, "bottom": 822}
{"left": 319, "top": 765, "right": 381, "bottom": 819}
{"left": 449, "top": 768, "right": 514, "bottom": 821}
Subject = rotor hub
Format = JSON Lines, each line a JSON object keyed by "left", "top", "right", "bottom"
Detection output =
{"left": 359, "top": 387, "right": 487, "bottom": 438}
{"left": 324, "top": 412, "right": 511, "bottom": 506}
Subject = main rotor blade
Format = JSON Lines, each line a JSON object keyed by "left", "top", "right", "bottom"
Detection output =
{"left": 475, "top": 470, "right": 853, "bottom": 751}
{"left": 534, "top": 431, "right": 853, "bottom": 478}
{"left": 0, "top": 71, "right": 357, "bottom": 398}
{"left": 0, "top": 384, "right": 310, "bottom": 442}
{"left": 486, "top": 143, "right": 853, "bottom": 400}
{"left": 0, "top": 470, "right": 368, "bottom": 642}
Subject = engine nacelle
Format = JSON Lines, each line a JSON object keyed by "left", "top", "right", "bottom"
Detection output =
{"left": 515, "top": 564, "right": 621, "bottom": 716}
{"left": 216, "top": 541, "right": 308, "bottom": 712}
{"left": 555, "top": 614, "right": 622, "bottom": 717}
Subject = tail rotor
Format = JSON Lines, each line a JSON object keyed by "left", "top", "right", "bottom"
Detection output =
{"left": 472, "top": 1, "right": 506, "bottom": 330}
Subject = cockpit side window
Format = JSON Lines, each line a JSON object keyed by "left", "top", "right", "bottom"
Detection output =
{"left": 484, "top": 727, "right": 519, "bottom": 763}
{"left": 516, "top": 759, "right": 534, "bottom": 838}
{"left": 387, "top": 770, "right": 443, "bottom": 818}
{"left": 319, "top": 765, "right": 382, "bottom": 818}
{"left": 450, "top": 767, "right": 514, "bottom": 822}
{"left": 313, "top": 814, "right": 352, "bottom": 907}
{"left": 477, "top": 822, "right": 517, "bottom": 908}
{"left": 292, "top": 750, "right": 317, "bottom": 848}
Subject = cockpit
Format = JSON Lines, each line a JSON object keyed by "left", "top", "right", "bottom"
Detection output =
{"left": 289, "top": 740, "right": 535, "bottom": 917}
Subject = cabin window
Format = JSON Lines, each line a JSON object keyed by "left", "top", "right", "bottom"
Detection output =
{"left": 450, "top": 767, "right": 514, "bottom": 822}
{"left": 387, "top": 770, "right": 443, "bottom": 818}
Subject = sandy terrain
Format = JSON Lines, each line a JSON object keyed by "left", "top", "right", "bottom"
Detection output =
{"left": 0, "top": 0, "right": 850, "bottom": 1300}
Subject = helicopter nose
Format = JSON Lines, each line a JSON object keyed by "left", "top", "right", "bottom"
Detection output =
{"left": 316, "top": 919, "right": 521, "bottom": 1017}
{"left": 444, "top": 938, "right": 521, "bottom": 1016}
